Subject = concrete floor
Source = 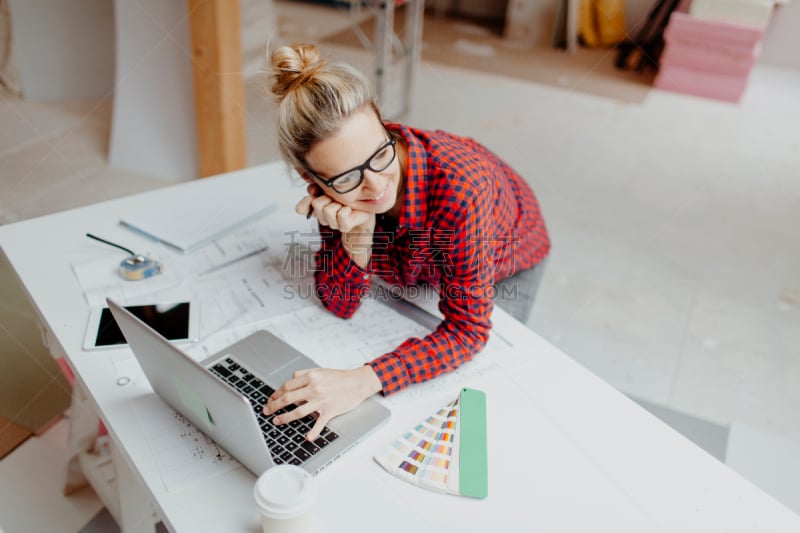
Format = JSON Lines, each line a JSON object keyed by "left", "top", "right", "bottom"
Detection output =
{"left": 1, "top": 1, "right": 799, "bottom": 531}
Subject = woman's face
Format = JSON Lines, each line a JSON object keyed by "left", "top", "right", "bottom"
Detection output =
{"left": 303, "top": 108, "right": 403, "bottom": 216}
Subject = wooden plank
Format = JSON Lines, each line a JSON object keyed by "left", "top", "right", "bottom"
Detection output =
{"left": 187, "top": 0, "right": 246, "bottom": 178}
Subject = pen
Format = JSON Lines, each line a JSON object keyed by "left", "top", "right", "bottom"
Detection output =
{"left": 198, "top": 246, "right": 268, "bottom": 276}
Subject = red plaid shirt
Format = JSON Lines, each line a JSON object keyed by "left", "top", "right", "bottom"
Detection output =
{"left": 314, "top": 123, "right": 550, "bottom": 395}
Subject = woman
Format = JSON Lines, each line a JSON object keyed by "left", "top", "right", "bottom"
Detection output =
{"left": 264, "top": 44, "right": 550, "bottom": 441}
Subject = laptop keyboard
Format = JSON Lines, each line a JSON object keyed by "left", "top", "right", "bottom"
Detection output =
{"left": 209, "top": 357, "right": 339, "bottom": 466}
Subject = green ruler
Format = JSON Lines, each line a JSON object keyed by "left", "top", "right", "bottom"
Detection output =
{"left": 458, "top": 387, "right": 488, "bottom": 499}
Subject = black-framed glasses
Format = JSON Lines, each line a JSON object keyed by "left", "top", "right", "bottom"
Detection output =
{"left": 305, "top": 130, "right": 397, "bottom": 194}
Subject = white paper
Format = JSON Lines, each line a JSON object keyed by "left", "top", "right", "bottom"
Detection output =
{"left": 130, "top": 394, "right": 241, "bottom": 492}
{"left": 118, "top": 175, "right": 278, "bottom": 252}
{"left": 262, "top": 298, "right": 433, "bottom": 371}
{"left": 74, "top": 216, "right": 280, "bottom": 308}
{"left": 188, "top": 253, "right": 314, "bottom": 340}
{"left": 81, "top": 221, "right": 516, "bottom": 491}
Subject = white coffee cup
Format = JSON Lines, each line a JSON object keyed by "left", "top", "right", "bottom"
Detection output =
{"left": 254, "top": 465, "right": 316, "bottom": 533}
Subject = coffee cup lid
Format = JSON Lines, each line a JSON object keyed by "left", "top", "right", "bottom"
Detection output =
{"left": 254, "top": 465, "right": 316, "bottom": 518}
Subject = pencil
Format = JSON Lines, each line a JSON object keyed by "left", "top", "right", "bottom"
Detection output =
{"left": 198, "top": 246, "right": 268, "bottom": 276}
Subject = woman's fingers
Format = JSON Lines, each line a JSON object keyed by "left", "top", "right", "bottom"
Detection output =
{"left": 309, "top": 196, "right": 333, "bottom": 225}
{"left": 264, "top": 374, "right": 307, "bottom": 413}
{"left": 322, "top": 201, "right": 342, "bottom": 230}
{"left": 296, "top": 182, "right": 325, "bottom": 218}
{"left": 265, "top": 388, "right": 303, "bottom": 415}
{"left": 272, "top": 400, "right": 318, "bottom": 426}
{"left": 306, "top": 415, "right": 331, "bottom": 442}
{"left": 342, "top": 209, "right": 373, "bottom": 232}
{"left": 295, "top": 195, "right": 313, "bottom": 217}
{"left": 264, "top": 367, "right": 380, "bottom": 441}
{"left": 336, "top": 206, "right": 352, "bottom": 231}
{"left": 337, "top": 207, "right": 373, "bottom": 233}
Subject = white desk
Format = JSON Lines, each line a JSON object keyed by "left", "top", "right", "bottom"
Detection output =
{"left": 1, "top": 162, "right": 799, "bottom": 532}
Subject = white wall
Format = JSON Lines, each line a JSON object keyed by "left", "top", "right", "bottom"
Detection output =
{"left": 8, "top": 0, "right": 198, "bottom": 180}
{"left": 7, "top": 0, "right": 115, "bottom": 100}
{"left": 108, "top": 0, "right": 197, "bottom": 181}
{"left": 759, "top": 1, "right": 800, "bottom": 69}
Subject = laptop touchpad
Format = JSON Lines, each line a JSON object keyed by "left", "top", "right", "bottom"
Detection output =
{"left": 233, "top": 331, "right": 314, "bottom": 386}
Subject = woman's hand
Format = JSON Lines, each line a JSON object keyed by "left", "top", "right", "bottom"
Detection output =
{"left": 295, "top": 184, "right": 376, "bottom": 266}
{"left": 263, "top": 365, "right": 383, "bottom": 441}
{"left": 295, "top": 184, "right": 374, "bottom": 234}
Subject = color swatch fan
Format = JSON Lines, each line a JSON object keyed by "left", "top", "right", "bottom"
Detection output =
{"left": 374, "top": 388, "right": 487, "bottom": 498}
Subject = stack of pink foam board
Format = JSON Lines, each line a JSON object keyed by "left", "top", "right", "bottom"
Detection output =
{"left": 654, "top": 11, "right": 765, "bottom": 103}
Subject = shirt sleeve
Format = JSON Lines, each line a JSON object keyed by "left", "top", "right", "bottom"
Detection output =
{"left": 313, "top": 228, "right": 372, "bottom": 319}
{"left": 368, "top": 174, "right": 495, "bottom": 395}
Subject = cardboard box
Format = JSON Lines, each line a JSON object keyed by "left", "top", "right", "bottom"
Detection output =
{"left": 655, "top": 63, "right": 750, "bottom": 102}
{"left": 660, "top": 40, "right": 760, "bottom": 75}
{"left": 0, "top": 416, "right": 33, "bottom": 460}
{"left": 0, "top": 253, "right": 71, "bottom": 443}
{"left": 690, "top": 0, "right": 774, "bottom": 28}
{"left": 655, "top": 11, "right": 765, "bottom": 103}
{"left": 664, "top": 11, "right": 764, "bottom": 46}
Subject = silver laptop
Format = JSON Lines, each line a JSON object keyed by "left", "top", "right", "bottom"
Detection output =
{"left": 107, "top": 297, "right": 390, "bottom": 477}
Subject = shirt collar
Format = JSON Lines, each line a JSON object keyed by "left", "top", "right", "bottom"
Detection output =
{"left": 386, "top": 123, "right": 427, "bottom": 231}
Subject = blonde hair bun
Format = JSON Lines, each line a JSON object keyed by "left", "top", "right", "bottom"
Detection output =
{"left": 267, "top": 42, "right": 379, "bottom": 170}
{"left": 269, "top": 44, "right": 325, "bottom": 102}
